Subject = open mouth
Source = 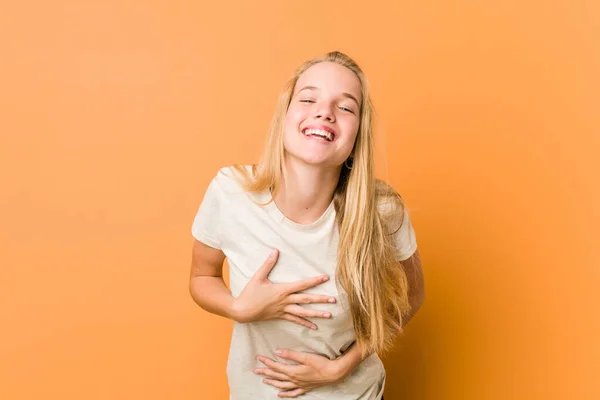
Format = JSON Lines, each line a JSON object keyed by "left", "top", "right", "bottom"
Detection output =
{"left": 301, "top": 127, "right": 335, "bottom": 142}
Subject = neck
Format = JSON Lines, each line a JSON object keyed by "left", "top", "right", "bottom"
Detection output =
{"left": 274, "top": 157, "right": 342, "bottom": 224}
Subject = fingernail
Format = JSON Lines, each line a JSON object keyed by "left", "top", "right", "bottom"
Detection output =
{"left": 322, "top": 275, "right": 329, "bottom": 282}
{"left": 275, "top": 349, "right": 283, "bottom": 355}
{"left": 270, "top": 249, "right": 277, "bottom": 256}
{"left": 253, "top": 369, "right": 258, "bottom": 374}
{"left": 324, "top": 313, "right": 331, "bottom": 318}
{"left": 312, "top": 325, "right": 317, "bottom": 330}
{"left": 328, "top": 297, "right": 336, "bottom": 303}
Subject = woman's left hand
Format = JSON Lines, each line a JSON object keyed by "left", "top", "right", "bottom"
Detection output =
{"left": 255, "top": 349, "right": 345, "bottom": 398}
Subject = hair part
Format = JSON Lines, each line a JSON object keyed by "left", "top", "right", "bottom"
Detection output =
{"left": 232, "top": 51, "right": 411, "bottom": 356}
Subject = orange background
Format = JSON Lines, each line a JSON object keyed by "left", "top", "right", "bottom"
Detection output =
{"left": 1, "top": 1, "right": 598, "bottom": 399}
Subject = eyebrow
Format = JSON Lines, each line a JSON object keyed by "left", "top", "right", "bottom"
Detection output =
{"left": 297, "top": 85, "right": 361, "bottom": 109}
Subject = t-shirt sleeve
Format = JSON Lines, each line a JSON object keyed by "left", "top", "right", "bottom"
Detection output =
{"left": 191, "top": 175, "right": 223, "bottom": 249}
{"left": 393, "top": 207, "right": 418, "bottom": 261}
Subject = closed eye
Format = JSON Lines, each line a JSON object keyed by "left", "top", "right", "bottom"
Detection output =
{"left": 300, "top": 99, "right": 354, "bottom": 114}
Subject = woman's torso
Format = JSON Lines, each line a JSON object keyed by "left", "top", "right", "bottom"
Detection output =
{"left": 215, "top": 166, "right": 385, "bottom": 399}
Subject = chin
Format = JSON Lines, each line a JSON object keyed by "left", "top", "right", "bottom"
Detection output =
{"left": 284, "top": 142, "right": 343, "bottom": 168}
{"left": 292, "top": 154, "right": 340, "bottom": 168}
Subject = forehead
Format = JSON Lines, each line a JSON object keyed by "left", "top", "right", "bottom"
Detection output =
{"left": 295, "top": 62, "right": 362, "bottom": 102}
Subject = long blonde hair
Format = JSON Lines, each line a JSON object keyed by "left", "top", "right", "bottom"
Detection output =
{"left": 233, "top": 51, "right": 410, "bottom": 356}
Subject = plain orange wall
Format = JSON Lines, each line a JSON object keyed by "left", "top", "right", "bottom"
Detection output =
{"left": 1, "top": 1, "right": 598, "bottom": 399}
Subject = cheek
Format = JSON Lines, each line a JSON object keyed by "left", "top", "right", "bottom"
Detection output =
{"left": 341, "top": 120, "right": 360, "bottom": 147}
{"left": 283, "top": 108, "right": 305, "bottom": 138}
{"left": 282, "top": 110, "right": 302, "bottom": 150}
{"left": 285, "top": 107, "right": 305, "bottom": 127}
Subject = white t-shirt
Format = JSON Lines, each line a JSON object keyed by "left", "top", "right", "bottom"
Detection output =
{"left": 192, "top": 166, "right": 418, "bottom": 400}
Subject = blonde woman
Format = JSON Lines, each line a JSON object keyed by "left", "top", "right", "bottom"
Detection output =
{"left": 189, "top": 51, "right": 424, "bottom": 399}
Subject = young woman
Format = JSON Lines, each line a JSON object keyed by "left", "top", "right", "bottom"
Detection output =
{"left": 189, "top": 51, "right": 424, "bottom": 399}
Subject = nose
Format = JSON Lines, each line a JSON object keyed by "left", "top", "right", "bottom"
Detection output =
{"left": 314, "top": 102, "right": 335, "bottom": 122}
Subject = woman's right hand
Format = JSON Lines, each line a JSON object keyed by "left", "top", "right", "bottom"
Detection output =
{"left": 232, "top": 249, "right": 336, "bottom": 329}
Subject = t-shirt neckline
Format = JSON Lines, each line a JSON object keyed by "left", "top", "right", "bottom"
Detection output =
{"left": 262, "top": 191, "right": 335, "bottom": 232}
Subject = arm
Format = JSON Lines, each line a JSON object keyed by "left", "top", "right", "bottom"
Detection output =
{"left": 334, "top": 249, "right": 425, "bottom": 379}
{"left": 189, "top": 240, "right": 336, "bottom": 326}
{"left": 400, "top": 248, "right": 425, "bottom": 326}
{"left": 189, "top": 239, "right": 241, "bottom": 321}
{"left": 256, "top": 250, "right": 425, "bottom": 396}
{"left": 331, "top": 341, "right": 369, "bottom": 381}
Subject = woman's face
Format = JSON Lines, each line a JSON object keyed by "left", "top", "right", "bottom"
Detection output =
{"left": 283, "top": 62, "right": 362, "bottom": 168}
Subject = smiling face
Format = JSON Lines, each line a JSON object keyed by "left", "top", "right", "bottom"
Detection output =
{"left": 282, "top": 61, "right": 362, "bottom": 168}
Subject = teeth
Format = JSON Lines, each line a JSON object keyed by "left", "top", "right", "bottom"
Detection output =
{"left": 303, "top": 128, "right": 333, "bottom": 141}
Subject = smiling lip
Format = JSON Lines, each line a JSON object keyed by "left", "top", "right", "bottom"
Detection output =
{"left": 301, "top": 125, "right": 337, "bottom": 141}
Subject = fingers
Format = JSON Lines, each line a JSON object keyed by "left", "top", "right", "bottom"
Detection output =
{"left": 254, "top": 368, "right": 291, "bottom": 382}
{"left": 278, "top": 313, "right": 317, "bottom": 330}
{"left": 284, "top": 304, "right": 332, "bottom": 319}
{"left": 273, "top": 349, "right": 307, "bottom": 364}
{"left": 262, "top": 379, "right": 297, "bottom": 390}
{"left": 277, "top": 388, "right": 308, "bottom": 398}
{"left": 283, "top": 275, "right": 330, "bottom": 294}
{"left": 257, "top": 355, "right": 295, "bottom": 376}
{"left": 255, "top": 249, "right": 279, "bottom": 280}
{"left": 287, "top": 293, "right": 336, "bottom": 305}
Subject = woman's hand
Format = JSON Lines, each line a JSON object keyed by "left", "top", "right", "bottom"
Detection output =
{"left": 254, "top": 349, "right": 347, "bottom": 398}
{"left": 232, "top": 249, "right": 336, "bottom": 329}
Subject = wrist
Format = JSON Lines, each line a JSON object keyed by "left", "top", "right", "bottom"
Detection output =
{"left": 230, "top": 299, "right": 247, "bottom": 323}
{"left": 333, "top": 342, "right": 369, "bottom": 381}
{"left": 331, "top": 352, "right": 353, "bottom": 381}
